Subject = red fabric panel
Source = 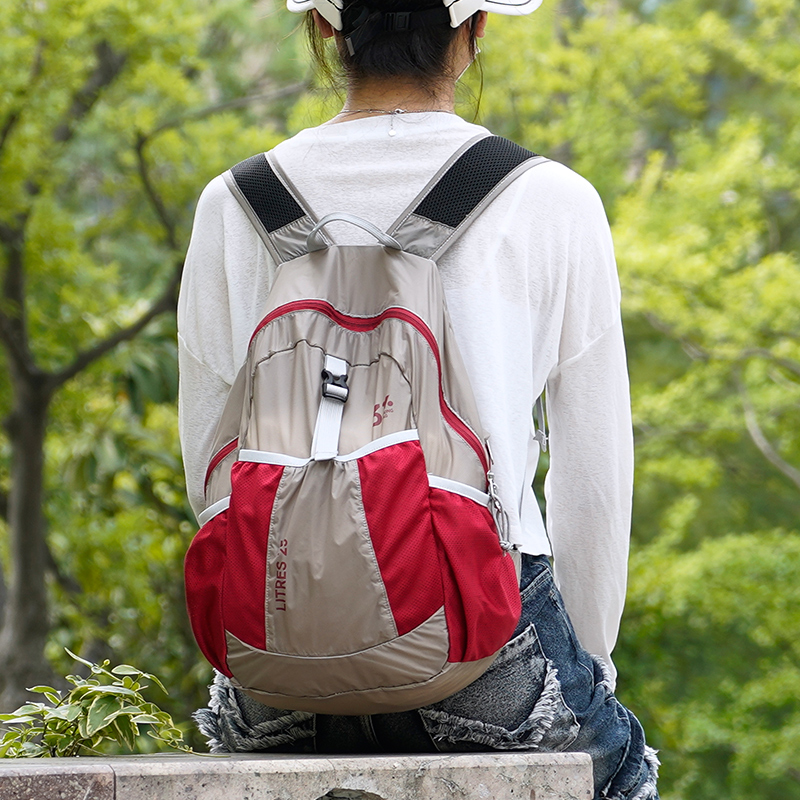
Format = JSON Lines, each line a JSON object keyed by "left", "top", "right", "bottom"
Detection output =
{"left": 224, "top": 461, "right": 285, "bottom": 650}
{"left": 184, "top": 512, "right": 232, "bottom": 677}
{"left": 358, "top": 440, "right": 444, "bottom": 636}
{"left": 429, "top": 488, "right": 521, "bottom": 662}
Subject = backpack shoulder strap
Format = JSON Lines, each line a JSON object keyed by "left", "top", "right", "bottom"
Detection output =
{"left": 387, "top": 135, "right": 548, "bottom": 260}
{"left": 222, "top": 152, "right": 325, "bottom": 264}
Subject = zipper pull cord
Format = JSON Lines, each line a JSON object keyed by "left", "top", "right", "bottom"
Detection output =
{"left": 487, "top": 469, "right": 513, "bottom": 551}
{"left": 485, "top": 438, "right": 513, "bottom": 551}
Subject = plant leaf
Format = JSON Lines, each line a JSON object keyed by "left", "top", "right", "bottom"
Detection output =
{"left": 27, "top": 685, "right": 58, "bottom": 696}
{"left": 111, "top": 665, "right": 143, "bottom": 676}
{"left": 65, "top": 648, "right": 94, "bottom": 669}
{"left": 11, "top": 704, "right": 44, "bottom": 715}
{"left": 20, "top": 742, "right": 46, "bottom": 756}
{"left": 111, "top": 714, "right": 137, "bottom": 750}
{"left": 86, "top": 695, "right": 123, "bottom": 737}
{"left": 46, "top": 704, "right": 82, "bottom": 723}
{"left": 130, "top": 714, "right": 161, "bottom": 724}
{"left": 81, "top": 685, "right": 139, "bottom": 699}
{"left": 143, "top": 674, "right": 168, "bottom": 695}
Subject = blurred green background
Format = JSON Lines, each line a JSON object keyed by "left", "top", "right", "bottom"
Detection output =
{"left": 0, "top": 0, "right": 798, "bottom": 795}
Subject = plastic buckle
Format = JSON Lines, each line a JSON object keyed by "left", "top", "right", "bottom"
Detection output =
{"left": 321, "top": 369, "right": 349, "bottom": 402}
{"left": 386, "top": 11, "right": 410, "bottom": 31}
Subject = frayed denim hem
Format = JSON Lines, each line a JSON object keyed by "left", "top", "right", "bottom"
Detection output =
{"left": 193, "top": 670, "right": 314, "bottom": 753}
{"left": 601, "top": 745, "right": 660, "bottom": 800}
{"left": 419, "top": 658, "right": 569, "bottom": 751}
{"left": 590, "top": 653, "right": 616, "bottom": 695}
{"left": 628, "top": 747, "right": 660, "bottom": 800}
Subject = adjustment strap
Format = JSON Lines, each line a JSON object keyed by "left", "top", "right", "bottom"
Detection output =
{"left": 344, "top": 6, "right": 451, "bottom": 55}
{"left": 311, "top": 355, "right": 350, "bottom": 461}
{"left": 388, "top": 136, "right": 548, "bottom": 260}
{"left": 223, "top": 153, "right": 325, "bottom": 264}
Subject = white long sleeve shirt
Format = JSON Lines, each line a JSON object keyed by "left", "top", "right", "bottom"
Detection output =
{"left": 177, "top": 112, "right": 633, "bottom": 682}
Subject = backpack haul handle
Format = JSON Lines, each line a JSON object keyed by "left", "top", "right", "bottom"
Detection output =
{"left": 307, "top": 212, "right": 402, "bottom": 252}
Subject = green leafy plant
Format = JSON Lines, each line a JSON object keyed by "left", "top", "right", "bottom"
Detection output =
{"left": 0, "top": 650, "right": 191, "bottom": 757}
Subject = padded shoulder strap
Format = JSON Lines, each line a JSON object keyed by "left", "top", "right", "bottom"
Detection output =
{"left": 388, "top": 136, "right": 548, "bottom": 260}
{"left": 222, "top": 153, "right": 323, "bottom": 264}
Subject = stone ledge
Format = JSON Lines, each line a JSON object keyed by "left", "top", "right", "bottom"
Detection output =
{"left": 0, "top": 752, "right": 593, "bottom": 800}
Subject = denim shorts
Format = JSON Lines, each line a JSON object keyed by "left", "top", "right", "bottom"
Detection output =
{"left": 195, "top": 554, "right": 659, "bottom": 800}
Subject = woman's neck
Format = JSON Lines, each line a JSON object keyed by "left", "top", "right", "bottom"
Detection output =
{"left": 334, "top": 78, "right": 456, "bottom": 120}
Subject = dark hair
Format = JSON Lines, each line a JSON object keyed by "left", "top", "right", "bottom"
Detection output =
{"left": 305, "top": 1, "right": 481, "bottom": 93}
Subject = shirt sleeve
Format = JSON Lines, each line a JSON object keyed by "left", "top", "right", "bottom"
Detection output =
{"left": 178, "top": 172, "right": 281, "bottom": 519}
{"left": 540, "top": 175, "right": 634, "bottom": 687}
{"left": 545, "top": 322, "right": 633, "bottom": 686}
{"left": 177, "top": 175, "right": 276, "bottom": 520}
{"left": 177, "top": 177, "right": 236, "bottom": 520}
{"left": 178, "top": 336, "right": 232, "bottom": 519}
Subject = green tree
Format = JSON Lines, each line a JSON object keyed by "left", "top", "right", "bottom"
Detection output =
{"left": 0, "top": 0, "right": 304, "bottom": 711}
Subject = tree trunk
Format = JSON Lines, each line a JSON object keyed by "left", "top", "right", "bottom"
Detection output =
{"left": 0, "top": 371, "right": 54, "bottom": 711}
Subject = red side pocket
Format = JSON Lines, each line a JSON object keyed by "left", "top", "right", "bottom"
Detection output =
{"left": 358, "top": 439, "right": 444, "bottom": 636}
{"left": 224, "top": 461, "right": 284, "bottom": 651}
{"left": 184, "top": 510, "right": 232, "bottom": 677}
{"left": 429, "top": 488, "right": 521, "bottom": 663}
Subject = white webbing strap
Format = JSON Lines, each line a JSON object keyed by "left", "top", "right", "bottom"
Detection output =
{"left": 534, "top": 394, "right": 548, "bottom": 453}
{"left": 311, "top": 355, "right": 349, "bottom": 461}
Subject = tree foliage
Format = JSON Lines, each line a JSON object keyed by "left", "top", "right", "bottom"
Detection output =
{"left": 0, "top": 0, "right": 301, "bottom": 717}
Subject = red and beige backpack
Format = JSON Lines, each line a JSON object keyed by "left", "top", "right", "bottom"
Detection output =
{"left": 184, "top": 135, "right": 547, "bottom": 714}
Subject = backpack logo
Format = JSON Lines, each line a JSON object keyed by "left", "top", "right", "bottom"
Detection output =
{"left": 373, "top": 395, "right": 394, "bottom": 427}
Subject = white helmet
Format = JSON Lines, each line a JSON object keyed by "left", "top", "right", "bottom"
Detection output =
{"left": 287, "top": 0, "right": 542, "bottom": 31}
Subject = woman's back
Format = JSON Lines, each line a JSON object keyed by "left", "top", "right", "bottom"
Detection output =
{"left": 180, "top": 112, "right": 631, "bottom": 670}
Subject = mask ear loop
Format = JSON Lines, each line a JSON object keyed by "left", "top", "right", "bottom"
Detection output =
{"left": 455, "top": 44, "right": 480, "bottom": 82}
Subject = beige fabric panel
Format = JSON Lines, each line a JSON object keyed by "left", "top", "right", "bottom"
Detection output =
{"left": 269, "top": 216, "right": 319, "bottom": 264}
{"left": 231, "top": 646, "right": 497, "bottom": 715}
{"left": 245, "top": 313, "right": 485, "bottom": 487}
{"left": 264, "top": 459, "right": 397, "bottom": 657}
{"left": 228, "top": 606, "right": 502, "bottom": 715}
{"left": 243, "top": 246, "right": 489, "bottom": 487}
{"left": 230, "top": 607, "right": 447, "bottom": 697}
{"left": 339, "top": 357, "right": 415, "bottom": 448}
{"left": 249, "top": 343, "right": 320, "bottom": 458}
{"left": 390, "top": 214, "right": 453, "bottom": 259}
{"left": 265, "top": 247, "right": 443, "bottom": 324}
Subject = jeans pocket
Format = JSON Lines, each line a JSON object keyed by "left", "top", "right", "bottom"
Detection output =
{"left": 418, "top": 621, "right": 579, "bottom": 752}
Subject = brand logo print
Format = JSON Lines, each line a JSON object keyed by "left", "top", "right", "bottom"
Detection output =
{"left": 373, "top": 395, "right": 394, "bottom": 427}
{"left": 275, "top": 538, "right": 288, "bottom": 612}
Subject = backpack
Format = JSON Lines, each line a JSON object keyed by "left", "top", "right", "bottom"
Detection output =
{"left": 184, "top": 134, "right": 548, "bottom": 715}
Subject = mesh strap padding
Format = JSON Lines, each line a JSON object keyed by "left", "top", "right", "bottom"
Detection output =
{"left": 231, "top": 154, "right": 306, "bottom": 233}
{"left": 414, "top": 136, "right": 539, "bottom": 229}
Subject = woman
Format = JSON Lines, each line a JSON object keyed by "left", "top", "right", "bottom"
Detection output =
{"left": 177, "top": 0, "right": 659, "bottom": 797}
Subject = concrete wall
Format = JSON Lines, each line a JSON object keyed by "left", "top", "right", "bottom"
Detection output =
{"left": 0, "top": 752, "right": 593, "bottom": 799}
